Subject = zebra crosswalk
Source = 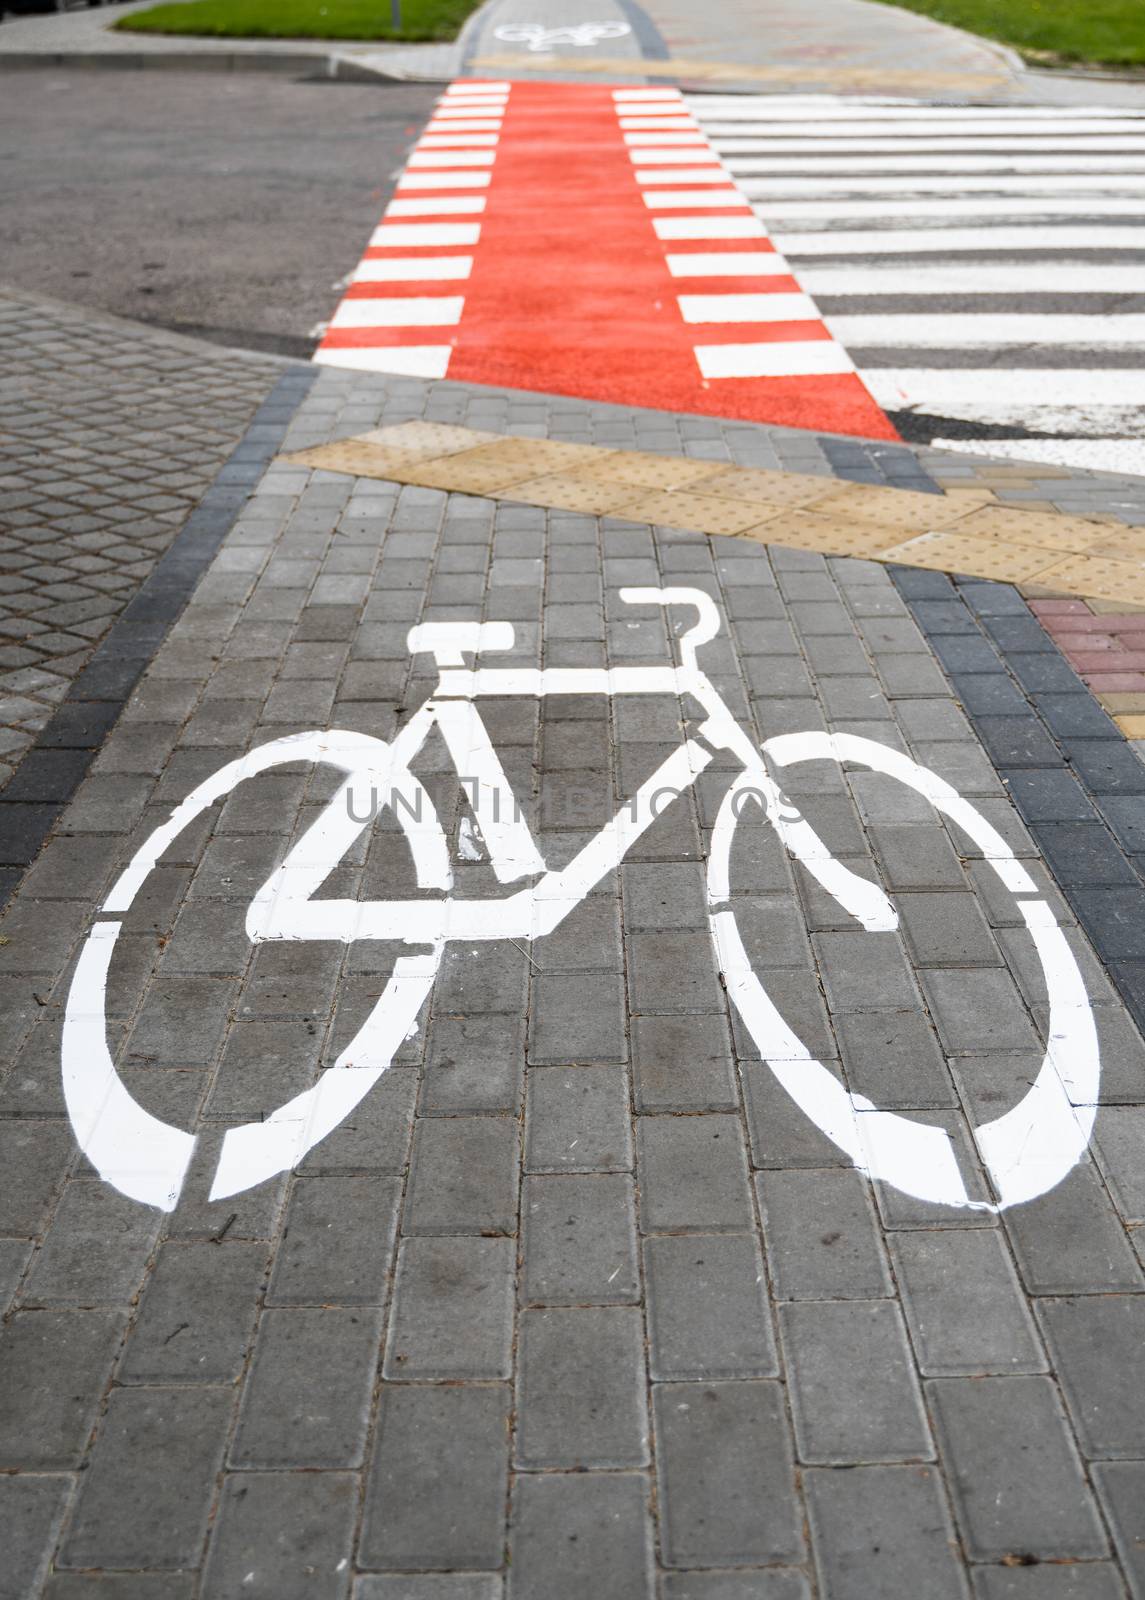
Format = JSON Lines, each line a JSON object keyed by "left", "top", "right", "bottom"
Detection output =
{"left": 688, "top": 93, "right": 1145, "bottom": 476}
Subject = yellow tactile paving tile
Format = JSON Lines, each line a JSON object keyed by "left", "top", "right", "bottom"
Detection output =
{"left": 283, "top": 424, "right": 1145, "bottom": 608}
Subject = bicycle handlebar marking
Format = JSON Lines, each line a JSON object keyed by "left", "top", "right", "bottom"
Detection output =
{"left": 62, "top": 588, "right": 1101, "bottom": 1214}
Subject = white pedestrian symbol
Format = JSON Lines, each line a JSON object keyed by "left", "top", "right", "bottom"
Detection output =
{"left": 63, "top": 590, "right": 1099, "bottom": 1215}
{"left": 493, "top": 20, "right": 631, "bottom": 51}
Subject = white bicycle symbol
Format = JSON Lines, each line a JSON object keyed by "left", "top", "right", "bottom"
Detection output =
{"left": 492, "top": 20, "right": 631, "bottom": 51}
{"left": 63, "top": 589, "right": 1098, "bottom": 1214}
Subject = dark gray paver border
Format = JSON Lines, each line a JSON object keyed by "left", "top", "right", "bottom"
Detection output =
{"left": 891, "top": 564, "right": 1145, "bottom": 1035}
{"left": 0, "top": 363, "right": 316, "bottom": 908}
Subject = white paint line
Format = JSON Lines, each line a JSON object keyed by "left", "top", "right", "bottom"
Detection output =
{"left": 386, "top": 196, "right": 486, "bottom": 216}
{"left": 687, "top": 98, "right": 1145, "bottom": 121}
{"left": 331, "top": 297, "right": 464, "bottom": 329}
{"left": 369, "top": 222, "right": 480, "bottom": 247}
{"left": 444, "top": 80, "right": 509, "bottom": 91}
{"left": 418, "top": 133, "right": 500, "bottom": 147}
{"left": 678, "top": 292, "right": 820, "bottom": 322}
{"left": 863, "top": 368, "right": 1145, "bottom": 407}
{"left": 433, "top": 698, "right": 546, "bottom": 882}
{"left": 432, "top": 105, "right": 507, "bottom": 119}
{"left": 624, "top": 131, "right": 710, "bottom": 145}
{"left": 695, "top": 340, "right": 854, "bottom": 378}
{"left": 828, "top": 312, "right": 1145, "bottom": 347}
{"left": 666, "top": 251, "right": 792, "bottom": 276}
{"left": 800, "top": 262, "right": 1145, "bottom": 294}
{"left": 636, "top": 167, "right": 738, "bottom": 185}
{"left": 618, "top": 116, "right": 699, "bottom": 129}
{"left": 739, "top": 173, "right": 1145, "bottom": 193}
{"left": 613, "top": 88, "right": 684, "bottom": 99}
{"left": 628, "top": 146, "right": 722, "bottom": 163}
{"left": 407, "top": 149, "right": 497, "bottom": 168}
{"left": 643, "top": 190, "right": 751, "bottom": 208}
{"left": 728, "top": 153, "right": 1145, "bottom": 173}
{"left": 775, "top": 224, "right": 1145, "bottom": 252}
{"left": 655, "top": 215, "right": 769, "bottom": 239}
{"left": 354, "top": 256, "right": 473, "bottom": 281}
{"left": 759, "top": 197, "right": 1145, "bottom": 221}
{"left": 711, "top": 134, "right": 1145, "bottom": 153}
{"left": 313, "top": 346, "right": 453, "bottom": 377}
{"left": 425, "top": 119, "right": 503, "bottom": 132}
{"left": 396, "top": 171, "right": 492, "bottom": 190}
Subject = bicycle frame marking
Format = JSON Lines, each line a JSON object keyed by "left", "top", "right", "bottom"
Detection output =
{"left": 62, "top": 588, "right": 1100, "bottom": 1215}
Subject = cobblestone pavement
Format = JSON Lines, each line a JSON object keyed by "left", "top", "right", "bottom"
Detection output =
{"left": 0, "top": 285, "right": 284, "bottom": 787}
{"left": 4, "top": 362, "right": 1145, "bottom": 1598}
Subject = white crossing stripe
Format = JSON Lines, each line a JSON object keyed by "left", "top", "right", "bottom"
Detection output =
{"left": 331, "top": 297, "right": 465, "bottom": 329}
{"left": 800, "top": 263, "right": 1145, "bottom": 294}
{"left": 728, "top": 154, "right": 1145, "bottom": 173}
{"left": 432, "top": 105, "right": 507, "bottom": 119}
{"left": 695, "top": 341, "right": 855, "bottom": 378}
{"left": 678, "top": 292, "right": 820, "bottom": 322}
{"left": 629, "top": 146, "right": 722, "bottom": 164}
{"left": 738, "top": 174, "right": 1145, "bottom": 194}
{"left": 654, "top": 215, "right": 769, "bottom": 239}
{"left": 407, "top": 150, "right": 497, "bottom": 168}
{"left": 444, "top": 80, "right": 509, "bottom": 91}
{"left": 865, "top": 370, "right": 1145, "bottom": 407}
{"left": 665, "top": 251, "right": 793, "bottom": 276}
{"left": 353, "top": 257, "right": 474, "bottom": 281}
{"left": 619, "top": 117, "right": 700, "bottom": 129}
{"left": 313, "top": 346, "right": 453, "bottom": 377}
{"left": 701, "top": 121, "right": 1145, "bottom": 139}
{"left": 397, "top": 171, "right": 492, "bottom": 190}
{"left": 425, "top": 120, "right": 503, "bottom": 133}
{"left": 827, "top": 313, "right": 1145, "bottom": 348}
{"left": 636, "top": 168, "right": 737, "bottom": 185}
{"left": 775, "top": 225, "right": 1145, "bottom": 253}
{"left": 756, "top": 198, "right": 1145, "bottom": 219}
{"left": 624, "top": 132, "right": 710, "bottom": 145}
{"left": 370, "top": 223, "right": 481, "bottom": 247}
{"left": 689, "top": 98, "right": 1145, "bottom": 120}
{"left": 419, "top": 134, "right": 500, "bottom": 147}
{"left": 643, "top": 190, "right": 750, "bottom": 208}
{"left": 712, "top": 135, "right": 1145, "bottom": 153}
{"left": 386, "top": 197, "right": 486, "bottom": 216}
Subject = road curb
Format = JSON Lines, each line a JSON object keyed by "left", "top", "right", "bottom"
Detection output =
{"left": 0, "top": 46, "right": 408, "bottom": 80}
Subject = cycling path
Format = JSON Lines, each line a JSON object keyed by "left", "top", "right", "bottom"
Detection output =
{"left": 5, "top": 288, "right": 1145, "bottom": 1596}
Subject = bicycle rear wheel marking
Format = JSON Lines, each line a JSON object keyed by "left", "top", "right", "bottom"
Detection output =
{"left": 62, "top": 730, "right": 448, "bottom": 1212}
{"left": 708, "top": 731, "right": 1099, "bottom": 1212}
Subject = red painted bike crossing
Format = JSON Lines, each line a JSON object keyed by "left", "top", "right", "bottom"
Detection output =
{"left": 316, "top": 80, "right": 896, "bottom": 441}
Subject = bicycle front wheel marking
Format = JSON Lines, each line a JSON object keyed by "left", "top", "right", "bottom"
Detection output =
{"left": 709, "top": 731, "right": 1099, "bottom": 1213}
{"left": 62, "top": 730, "right": 447, "bottom": 1212}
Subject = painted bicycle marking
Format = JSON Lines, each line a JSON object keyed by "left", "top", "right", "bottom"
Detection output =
{"left": 63, "top": 589, "right": 1099, "bottom": 1213}
{"left": 492, "top": 21, "right": 631, "bottom": 50}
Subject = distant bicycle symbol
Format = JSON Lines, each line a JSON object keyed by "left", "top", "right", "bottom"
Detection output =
{"left": 493, "top": 20, "right": 631, "bottom": 50}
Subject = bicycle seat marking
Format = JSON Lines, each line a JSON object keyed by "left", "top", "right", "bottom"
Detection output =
{"left": 62, "top": 588, "right": 1099, "bottom": 1215}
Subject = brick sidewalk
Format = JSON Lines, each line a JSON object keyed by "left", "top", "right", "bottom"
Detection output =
{"left": 3, "top": 359, "right": 1145, "bottom": 1597}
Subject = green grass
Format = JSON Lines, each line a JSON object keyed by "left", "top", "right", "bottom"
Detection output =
{"left": 874, "top": 0, "right": 1145, "bottom": 68}
{"left": 116, "top": 0, "right": 479, "bottom": 44}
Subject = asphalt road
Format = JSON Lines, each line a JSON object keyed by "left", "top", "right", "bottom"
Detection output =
{"left": 0, "top": 69, "right": 438, "bottom": 356}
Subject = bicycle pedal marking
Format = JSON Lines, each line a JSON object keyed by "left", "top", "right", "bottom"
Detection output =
{"left": 492, "top": 20, "right": 631, "bottom": 51}
{"left": 61, "top": 589, "right": 1100, "bottom": 1214}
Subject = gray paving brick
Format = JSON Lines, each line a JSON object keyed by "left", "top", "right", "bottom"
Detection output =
{"left": 631, "top": 1012, "right": 737, "bottom": 1113}
{"left": 1038, "top": 1296, "right": 1145, "bottom": 1458}
{"left": 0, "top": 1472, "right": 71, "bottom": 1600}
{"left": 515, "top": 1305, "right": 648, "bottom": 1468}
{"left": 928, "top": 1376, "right": 1108, "bottom": 1561}
{"left": 779, "top": 1300, "right": 932, "bottom": 1464}
{"left": 654, "top": 1381, "right": 803, "bottom": 1566}
{"left": 835, "top": 1006, "right": 956, "bottom": 1108}
{"left": 1092, "top": 1462, "right": 1145, "bottom": 1600}
{"left": 22, "top": 1179, "right": 160, "bottom": 1307}
{"left": 354, "top": 1581, "right": 501, "bottom": 1600}
{"left": 268, "top": 1174, "right": 400, "bottom": 1305}
{"left": 361, "top": 1384, "right": 509, "bottom": 1571}
{"left": 528, "top": 971, "right": 626, "bottom": 1062}
{"left": 384, "top": 1236, "right": 514, "bottom": 1379}
{"left": 890, "top": 1230, "right": 1044, "bottom": 1377}
{"left": 508, "top": 1471, "right": 653, "bottom": 1600}
{"left": 298, "top": 1068, "right": 417, "bottom": 1174}
{"left": 0, "top": 1118, "right": 73, "bottom": 1234}
{"left": 896, "top": 891, "right": 1002, "bottom": 967}
{"left": 40, "top": 1578, "right": 200, "bottom": 1599}
{"left": 660, "top": 1575, "right": 811, "bottom": 1600}
{"left": 405, "top": 1116, "right": 518, "bottom": 1234}
{"left": 740, "top": 1054, "right": 851, "bottom": 1169}
{"left": 61, "top": 1385, "right": 233, "bottom": 1569}
{"left": 119, "top": 1240, "right": 267, "bottom": 1383}
{"left": 0, "top": 1237, "right": 30, "bottom": 1313}
{"left": 637, "top": 1114, "right": 753, "bottom": 1231}
{"left": 201, "top": 1470, "right": 358, "bottom": 1600}
{"left": 627, "top": 930, "right": 720, "bottom": 1013}
{"left": 1004, "top": 1162, "right": 1142, "bottom": 1294}
{"left": 815, "top": 930, "right": 923, "bottom": 1014}
{"left": 1092, "top": 1105, "right": 1145, "bottom": 1222}
{"left": 644, "top": 1233, "right": 776, "bottom": 1379}
{"left": 525, "top": 1064, "right": 632, "bottom": 1172}
{"left": 0, "top": 1307, "right": 126, "bottom": 1468}
{"left": 424, "top": 1011, "right": 526, "bottom": 1112}
{"left": 757, "top": 1168, "right": 891, "bottom": 1300}
{"left": 231, "top": 1306, "right": 381, "bottom": 1468}
{"left": 921, "top": 969, "right": 1043, "bottom": 1054}
{"left": 970, "top": 1566, "right": 1127, "bottom": 1600}
{"left": 805, "top": 1465, "right": 968, "bottom": 1600}
{"left": 521, "top": 1173, "right": 639, "bottom": 1305}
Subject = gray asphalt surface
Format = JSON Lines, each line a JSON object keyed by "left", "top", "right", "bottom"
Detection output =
{"left": 0, "top": 69, "right": 438, "bottom": 356}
